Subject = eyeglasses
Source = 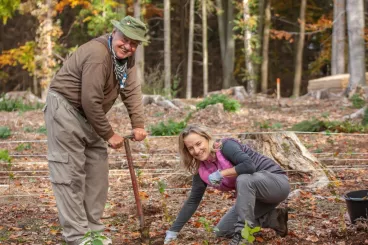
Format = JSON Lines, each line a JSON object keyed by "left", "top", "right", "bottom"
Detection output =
{"left": 120, "top": 33, "right": 141, "bottom": 48}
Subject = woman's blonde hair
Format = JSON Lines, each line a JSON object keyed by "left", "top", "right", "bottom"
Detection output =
{"left": 178, "top": 124, "right": 215, "bottom": 174}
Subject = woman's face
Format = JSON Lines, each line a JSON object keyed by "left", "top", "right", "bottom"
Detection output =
{"left": 184, "top": 132, "right": 210, "bottom": 161}
{"left": 111, "top": 30, "right": 139, "bottom": 59}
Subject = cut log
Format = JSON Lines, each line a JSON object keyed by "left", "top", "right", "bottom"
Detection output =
{"left": 239, "top": 132, "right": 336, "bottom": 191}
{"left": 307, "top": 73, "right": 368, "bottom": 94}
{"left": 301, "top": 88, "right": 342, "bottom": 100}
{"left": 141, "top": 94, "right": 179, "bottom": 110}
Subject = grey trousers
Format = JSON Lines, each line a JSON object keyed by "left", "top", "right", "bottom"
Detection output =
{"left": 44, "top": 91, "right": 109, "bottom": 244}
{"left": 215, "top": 170, "right": 290, "bottom": 237}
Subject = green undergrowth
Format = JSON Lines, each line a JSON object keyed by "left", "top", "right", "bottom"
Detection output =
{"left": 150, "top": 112, "right": 192, "bottom": 136}
{"left": 0, "top": 96, "right": 44, "bottom": 112}
{"left": 196, "top": 94, "right": 240, "bottom": 112}
{"left": 290, "top": 118, "right": 368, "bottom": 133}
{"left": 0, "top": 126, "right": 11, "bottom": 139}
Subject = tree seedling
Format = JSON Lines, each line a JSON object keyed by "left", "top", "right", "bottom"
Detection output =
{"left": 81, "top": 231, "right": 108, "bottom": 245}
{"left": 157, "top": 180, "right": 171, "bottom": 222}
{"left": 240, "top": 222, "right": 261, "bottom": 244}
{"left": 198, "top": 217, "right": 219, "bottom": 245}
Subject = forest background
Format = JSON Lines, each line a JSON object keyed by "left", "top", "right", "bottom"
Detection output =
{"left": 0, "top": 0, "right": 367, "bottom": 100}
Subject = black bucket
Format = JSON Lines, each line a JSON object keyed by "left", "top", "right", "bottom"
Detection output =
{"left": 344, "top": 190, "right": 368, "bottom": 223}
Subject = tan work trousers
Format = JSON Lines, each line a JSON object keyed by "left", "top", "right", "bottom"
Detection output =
{"left": 44, "top": 90, "right": 109, "bottom": 245}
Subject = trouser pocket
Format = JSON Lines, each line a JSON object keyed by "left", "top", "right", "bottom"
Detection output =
{"left": 47, "top": 152, "right": 72, "bottom": 185}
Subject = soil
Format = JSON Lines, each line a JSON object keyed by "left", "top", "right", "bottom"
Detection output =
{"left": 0, "top": 95, "right": 367, "bottom": 245}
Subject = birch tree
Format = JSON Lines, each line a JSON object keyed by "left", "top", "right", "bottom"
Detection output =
{"left": 202, "top": 0, "right": 208, "bottom": 96}
{"left": 186, "top": 0, "right": 194, "bottom": 98}
{"left": 345, "top": 0, "right": 366, "bottom": 97}
{"left": 164, "top": 0, "right": 171, "bottom": 97}
{"left": 331, "top": 0, "right": 345, "bottom": 75}
{"left": 243, "top": 0, "right": 255, "bottom": 95}
{"left": 292, "top": 0, "right": 306, "bottom": 97}
{"left": 134, "top": 0, "right": 145, "bottom": 86}
{"left": 215, "top": 0, "right": 235, "bottom": 89}
{"left": 260, "top": 0, "right": 270, "bottom": 93}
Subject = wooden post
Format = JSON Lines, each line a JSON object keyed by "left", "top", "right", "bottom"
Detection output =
{"left": 277, "top": 78, "right": 281, "bottom": 101}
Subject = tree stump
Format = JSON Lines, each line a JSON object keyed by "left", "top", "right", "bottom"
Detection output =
{"left": 207, "top": 86, "right": 249, "bottom": 102}
{"left": 239, "top": 132, "right": 336, "bottom": 190}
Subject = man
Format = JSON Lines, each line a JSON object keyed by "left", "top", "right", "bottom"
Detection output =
{"left": 43, "top": 16, "right": 148, "bottom": 245}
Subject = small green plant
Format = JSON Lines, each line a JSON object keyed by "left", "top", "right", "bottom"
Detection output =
{"left": 15, "top": 143, "right": 31, "bottom": 151}
{"left": 0, "top": 126, "right": 11, "bottom": 139}
{"left": 157, "top": 180, "right": 167, "bottom": 194}
{"left": 136, "top": 169, "right": 143, "bottom": 186}
{"left": 271, "top": 122, "right": 283, "bottom": 130}
{"left": 153, "top": 112, "right": 164, "bottom": 117}
{"left": 257, "top": 121, "right": 270, "bottom": 130}
{"left": 36, "top": 125, "right": 47, "bottom": 135}
{"left": 350, "top": 94, "right": 365, "bottom": 109}
{"left": 81, "top": 231, "right": 108, "bottom": 245}
{"left": 0, "top": 149, "right": 11, "bottom": 163}
{"left": 321, "top": 112, "right": 330, "bottom": 118}
{"left": 363, "top": 107, "right": 368, "bottom": 126}
{"left": 23, "top": 126, "right": 34, "bottom": 133}
{"left": 290, "top": 118, "right": 326, "bottom": 132}
{"left": 157, "top": 180, "right": 171, "bottom": 222}
{"left": 196, "top": 94, "right": 240, "bottom": 112}
{"left": 198, "top": 217, "right": 219, "bottom": 245}
{"left": 1, "top": 149, "right": 13, "bottom": 180}
{"left": 314, "top": 148, "right": 323, "bottom": 153}
{"left": 241, "top": 222, "right": 261, "bottom": 243}
{"left": 150, "top": 119, "right": 186, "bottom": 136}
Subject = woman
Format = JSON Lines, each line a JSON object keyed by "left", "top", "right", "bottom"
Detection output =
{"left": 164, "top": 125, "right": 290, "bottom": 245}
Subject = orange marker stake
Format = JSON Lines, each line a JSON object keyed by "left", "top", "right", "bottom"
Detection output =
{"left": 277, "top": 78, "right": 280, "bottom": 101}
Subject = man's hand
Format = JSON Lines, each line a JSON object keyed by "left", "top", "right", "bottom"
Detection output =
{"left": 132, "top": 128, "right": 147, "bottom": 141}
{"left": 208, "top": 170, "right": 223, "bottom": 186}
{"left": 164, "top": 230, "right": 178, "bottom": 244}
{"left": 107, "top": 134, "right": 124, "bottom": 149}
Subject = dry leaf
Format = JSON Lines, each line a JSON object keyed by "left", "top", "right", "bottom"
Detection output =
{"left": 306, "top": 235, "right": 319, "bottom": 242}
{"left": 139, "top": 191, "right": 149, "bottom": 200}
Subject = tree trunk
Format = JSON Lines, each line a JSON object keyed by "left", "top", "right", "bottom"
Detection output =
{"left": 224, "top": 0, "right": 235, "bottom": 88}
{"left": 134, "top": 0, "right": 145, "bottom": 87}
{"left": 164, "top": 0, "right": 171, "bottom": 97}
{"left": 216, "top": 0, "right": 225, "bottom": 66}
{"left": 260, "top": 0, "right": 270, "bottom": 93}
{"left": 241, "top": 132, "right": 335, "bottom": 189}
{"left": 186, "top": 0, "right": 195, "bottom": 99}
{"left": 202, "top": 0, "right": 208, "bottom": 96}
{"left": 255, "top": 0, "right": 265, "bottom": 87}
{"left": 243, "top": 0, "right": 255, "bottom": 96}
{"left": 40, "top": 0, "right": 54, "bottom": 101}
{"left": 180, "top": 0, "right": 188, "bottom": 97}
{"left": 345, "top": 0, "right": 366, "bottom": 97}
{"left": 215, "top": 0, "right": 235, "bottom": 89}
{"left": 331, "top": 0, "right": 345, "bottom": 75}
{"left": 292, "top": 0, "right": 306, "bottom": 97}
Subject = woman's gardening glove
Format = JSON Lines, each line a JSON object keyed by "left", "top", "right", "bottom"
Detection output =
{"left": 208, "top": 170, "right": 223, "bottom": 186}
{"left": 164, "top": 230, "right": 178, "bottom": 244}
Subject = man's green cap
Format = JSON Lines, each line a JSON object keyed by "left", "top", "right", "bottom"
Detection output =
{"left": 111, "top": 16, "right": 148, "bottom": 43}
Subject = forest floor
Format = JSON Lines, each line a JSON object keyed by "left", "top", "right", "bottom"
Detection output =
{"left": 0, "top": 94, "right": 368, "bottom": 245}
